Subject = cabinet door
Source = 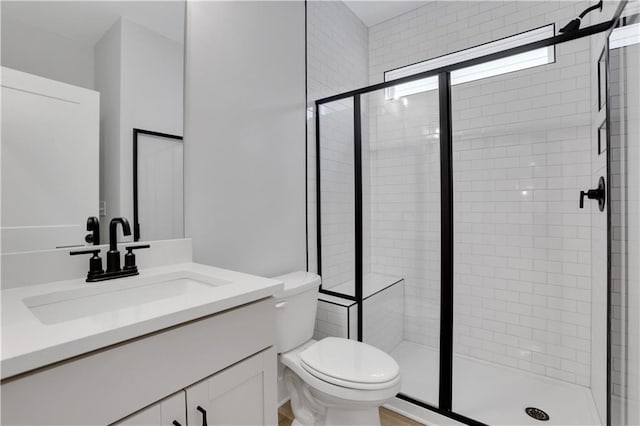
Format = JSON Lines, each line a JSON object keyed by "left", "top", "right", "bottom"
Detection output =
{"left": 113, "top": 391, "right": 186, "bottom": 426}
{"left": 186, "top": 348, "right": 276, "bottom": 426}
{"left": 160, "top": 391, "right": 187, "bottom": 426}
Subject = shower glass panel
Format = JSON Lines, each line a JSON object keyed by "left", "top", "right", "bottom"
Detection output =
{"left": 450, "top": 36, "right": 601, "bottom": 425}
{"left": 609, "top": 9, "right": 640, "bottom": 425}
{"left": 318, "top": 97, "right": 357, "bottom": 298}
{"left": 360, "top": 77, "right": 441, "bottom": 407}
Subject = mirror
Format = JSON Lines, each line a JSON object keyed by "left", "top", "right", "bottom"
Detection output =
{"left": 1, "top": 1, "right": 185, "bottom": 253}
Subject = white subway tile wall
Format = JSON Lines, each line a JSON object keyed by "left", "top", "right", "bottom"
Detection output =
{"left": 363, "top": 87, "right": 442, "bottom": 349}
{"left": 450, "top": 45, "right": 593, "bottom": 386}
{"left": 308, "top": 0, "right": 601, "bottom": 387}
{"left": 318, "top": 98, "right": 357, "bottom": 291}
{"left": 608, "top": 27, "right": 640, "bottom": 409}
{"left": 314, "top": 299, "right": 352, "bottom": 340}
{"left": 367, "top": 1, "right": 595, "bottom": 386}
{"left": 307, "top": 1, "right": 369, "bottom": 280}
{"left": 608, "top": 53, "right": 625, "bottom": 402}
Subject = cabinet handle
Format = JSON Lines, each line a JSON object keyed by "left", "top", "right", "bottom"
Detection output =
{"left": 172, "top": 422, "right": 182, "bottom": 426}
{"left": 196, "top": 406, "right": 208, "bottom": 426}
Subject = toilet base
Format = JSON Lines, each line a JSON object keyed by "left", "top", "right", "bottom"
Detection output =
{"left": 324, "top": 407, "right": 381, "bottom": 426}
{"left": 283, "top": 367, "right": 384, "bottom": 426}
{"left": 288, "top": 404, "right": 381, "bottom": 426}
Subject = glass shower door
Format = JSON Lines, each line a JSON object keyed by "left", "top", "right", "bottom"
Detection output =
{"left": 317, "top": 97, "right": 357, "bottom": 299}
{"left": 608, "top": 8, "right": 640, "bottom": 425}
{"left": 450, "top": 36, "right": 603, "bottom": 425}
{"left": 360, "top": 77, "right": 441, "bottom": 408}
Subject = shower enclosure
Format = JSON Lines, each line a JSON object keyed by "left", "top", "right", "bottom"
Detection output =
{"left": 312, "top": 2, "right": 637, "bottom": 425}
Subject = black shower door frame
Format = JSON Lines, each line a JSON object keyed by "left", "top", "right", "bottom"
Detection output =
{"left": 314, "top": 7, "right": 626, "bottom": 425}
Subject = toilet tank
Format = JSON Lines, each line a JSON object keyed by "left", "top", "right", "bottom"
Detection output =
{"left": 272, "top": 271, "right": 321, "bottom": 353}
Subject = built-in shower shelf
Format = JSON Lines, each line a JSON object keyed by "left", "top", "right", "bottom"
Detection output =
{"left": 314, "top": 273, "right": 404, "bottom": 353}
{"left": 324, "top": 273, "right": 403, "bottom": 300}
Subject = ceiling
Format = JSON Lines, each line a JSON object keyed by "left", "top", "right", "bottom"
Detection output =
{"left": 344, "top": 1, "right": 428, "bottom": 27}
{"left": 1, "top": 1, "right": 185, "bottom": 47}
{"left": 3, "top": 1, "right": 426, "bottom": 46}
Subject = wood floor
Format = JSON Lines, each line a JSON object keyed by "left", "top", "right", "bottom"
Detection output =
{"left": 278, "top": 401, "right": 425, "bottom": 426}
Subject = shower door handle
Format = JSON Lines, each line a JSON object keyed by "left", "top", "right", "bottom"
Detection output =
{"left": 579, "top": 176, "right": 606, "bottom": 211}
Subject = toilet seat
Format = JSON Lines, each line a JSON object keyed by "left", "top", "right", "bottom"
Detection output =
{"left": 299, "top": 337, "right": 400, "bottom": 391}
{"left": 280, "top": 340, "right": 401, "bottom": 403}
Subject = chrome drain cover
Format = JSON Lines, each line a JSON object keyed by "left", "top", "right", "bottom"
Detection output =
{"left": 525, "top": 407, "right": 550, "bottom": 421}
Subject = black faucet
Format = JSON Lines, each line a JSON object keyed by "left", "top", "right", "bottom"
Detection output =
{"left": 71, "top": 217, "right": 149, "bottom": 282}
{"left": 85, "top": 216, "right": 100, "bottom": 245}
{"left": 107, "top": 217, "right": 131, "bottom": 273}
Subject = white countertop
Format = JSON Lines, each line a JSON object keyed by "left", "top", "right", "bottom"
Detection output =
{"left": 1, "top": 262, "right": 283, "bottom": 380}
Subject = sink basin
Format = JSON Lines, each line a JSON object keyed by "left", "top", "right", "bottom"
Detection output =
{"left": 23, "top": 273, "right": 230, "bottom": 325}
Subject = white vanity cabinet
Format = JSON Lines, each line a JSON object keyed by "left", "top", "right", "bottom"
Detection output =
{"left": 1, "top": 298, "right": 277, "bottom": 425}
{"left": 112, "top": 348, "right": 277, "bottom": 426}
{"left": 185, "top": 349, "right": 276, "bottom": 426}
{"left": 113, "top": 391, "right": 187, "bottom": 426}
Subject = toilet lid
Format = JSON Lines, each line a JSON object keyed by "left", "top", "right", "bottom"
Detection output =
{"left": 299, "top": 337, "right": 400, "bottom": 388}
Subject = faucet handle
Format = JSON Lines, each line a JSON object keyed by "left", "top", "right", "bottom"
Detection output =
{"left": 125, "top": 244, "right": 150, "bottom": 251}
{"left": 85, "top": 217, "right": 100, "bottom": 245}
{"left": 70, "top": 249, "right": 104, "bottom": 279}
{"left": 70, "top": 248, "right": 100, "bottom": 256}
{"left": 123, "top": 244, "right": 150, "bottom": 271}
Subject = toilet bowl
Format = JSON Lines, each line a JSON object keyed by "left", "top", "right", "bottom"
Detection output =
{"left": 273, "top": 271, "right": 400, "bottom": 426}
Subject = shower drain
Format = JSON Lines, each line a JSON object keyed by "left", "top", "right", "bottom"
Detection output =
{"left": 525, "top": 407, "right": 550, "bottom": 421}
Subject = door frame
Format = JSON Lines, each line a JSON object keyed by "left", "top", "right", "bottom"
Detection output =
{"left": 132, "top": 128, "right": 183, "bottom": 242}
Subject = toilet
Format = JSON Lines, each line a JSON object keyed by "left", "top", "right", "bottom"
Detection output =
{"left": 273, "top": 271, "right": 401, "bottom": 426}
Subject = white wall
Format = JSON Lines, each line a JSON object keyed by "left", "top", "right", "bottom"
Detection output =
{"left": 1, "top": 17, "right": 94, "bottom": 89}
{"left": 184, "top": 1, "right": 306, "bottom": 277}
{"left": 94, "top": 18, "right": 184, "bottom": 239}
{"left": 120, "top": 19, "right": 184, "bottom": 233}
{"left": 95, "top": 20, "right": 123, "bottom": 240}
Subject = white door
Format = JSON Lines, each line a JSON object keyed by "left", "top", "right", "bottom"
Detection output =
{"left": 1, "top": 67, "right": 99, "bottom": 252}
{"left": 185, "top": 348, "right": 277, "bottom": 426}
{"left": 112, "top": 391, "right": 186, "bottom": 426}
{"left": 137, "top": 132, "right": 184, "bottom": 241}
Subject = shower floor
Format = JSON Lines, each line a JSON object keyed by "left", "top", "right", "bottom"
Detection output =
{"left": 387, "top": 341, "right": 601, "bottom": 425}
